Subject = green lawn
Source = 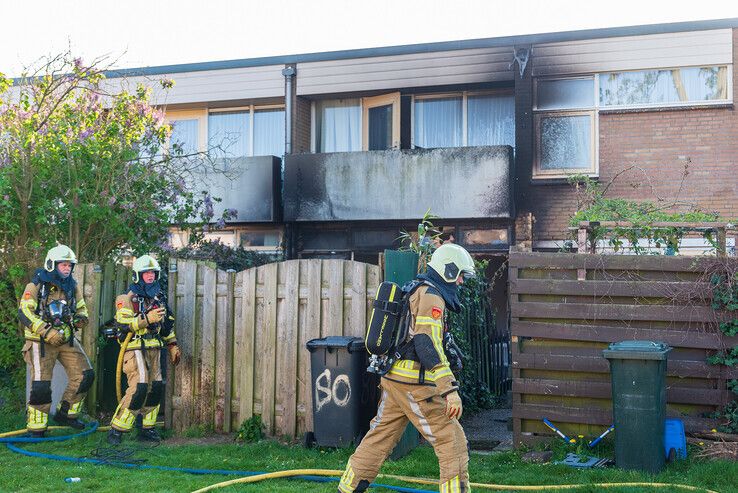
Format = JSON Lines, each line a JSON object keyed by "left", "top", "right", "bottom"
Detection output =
{"left": 0, "top": 411, "right": 735, "bottom": 493}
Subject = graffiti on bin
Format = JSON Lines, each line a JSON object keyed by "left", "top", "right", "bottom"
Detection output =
{"left": 315, "top": 368, "right": 351, "bottom": 411}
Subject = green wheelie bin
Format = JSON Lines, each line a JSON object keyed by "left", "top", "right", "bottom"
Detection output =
{"left": 603, "top": 340, "right": 671, "bottom": 473}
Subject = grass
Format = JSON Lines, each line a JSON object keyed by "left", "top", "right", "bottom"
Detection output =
{"left": 0, "top": 409, "right": 736, "bottom": 493}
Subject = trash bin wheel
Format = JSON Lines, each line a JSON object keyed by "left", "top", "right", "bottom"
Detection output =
{"left": 303, "top": 431, "right": 316, "bottom": 449}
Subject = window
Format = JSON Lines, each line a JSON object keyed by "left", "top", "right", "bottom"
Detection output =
{"left": 412, "top": 92, "right": 514, "bottom": 149}
{"left": 534, "top": 77, "right": 597, "bottom": 177}
{"left": 170, "top": 119, "right": 199, "bottom": 155}
{"left": 315, "top": 99, "right": 361, "bottom": 152}
{"left": 208, "top": 106, "right": 285, "bottom": 159}
{"left": 208, "top": 111, "right": 249, "bottom": 158}
{"left": 533, "top": 65, "right": 731, "bottom": 178}
{"left": 599, "top": 66, "right": 730, "bottom": 108}
{"left": 240, "top": 230, "right": 282, "bottom": 249}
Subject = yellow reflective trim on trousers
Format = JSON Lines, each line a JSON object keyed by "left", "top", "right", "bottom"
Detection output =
{"left": 142, "top": 405, "right": 159, "bottom": 427}
{"left": 27, "top": 406, "right": 48, "bottom": 429}
{"left": 68, "top": 400, "right": 84, "bottom": 416}
{"left": 338, "top": 465, "right": 355, "bottom": 492}
{"left": 111, "top": 402, "right": 137, "bottom": 431}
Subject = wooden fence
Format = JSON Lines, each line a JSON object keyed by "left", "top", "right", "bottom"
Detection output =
{"left": 509, "top": 252, "right": 738, "bottom": 446}
{"left": 59, "top": 263, "right": 132, "bottom": 413}
{"left": 166, "top": 259, "right": 380, "bottom": 438}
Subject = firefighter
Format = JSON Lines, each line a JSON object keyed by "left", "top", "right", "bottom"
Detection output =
{"left": 338, "top": 243, "right": 475, "bottom": 493}
{"left": 107, "top": 255, "right": 180, "bottom": 444}
{"left": 18, "top": 245, "right": 94, "bottom": 437}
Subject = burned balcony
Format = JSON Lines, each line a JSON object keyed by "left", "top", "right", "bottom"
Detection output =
{"left": 284, "top": 146, "right": 513, "bottom": 221}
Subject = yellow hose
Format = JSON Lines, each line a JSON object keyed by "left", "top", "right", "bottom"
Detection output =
{"left": 0, "top": 422, "right": 166, "bottom": 438}
{"left": 116, "top": 331, "right": 133, "bottom": 402}
{"left": 189, "top": 469, "right": 720, "bottom": 493}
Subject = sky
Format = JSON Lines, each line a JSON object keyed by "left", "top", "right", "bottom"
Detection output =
{"left": 1, "top": 0, "right": 737, "bottom": 76}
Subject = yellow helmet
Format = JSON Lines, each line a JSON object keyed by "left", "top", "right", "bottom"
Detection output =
{"left": 427, "top": 243, "right": 475, "bottom": 283}
{"left": 44, "top": 245, "right": 78, "bottom": 272}
{"left": 132, "top": 255, "right": 161, "bottom": 283}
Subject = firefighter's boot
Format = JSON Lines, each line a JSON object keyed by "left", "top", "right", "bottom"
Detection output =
{"left": 107, "top": 428, "right": 123, "bottom": 445}
{"left": 137, "top": 427, "right": 161, "bottom": 442}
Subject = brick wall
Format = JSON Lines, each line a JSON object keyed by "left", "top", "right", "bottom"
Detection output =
{"left": 528, "top": 28, "right": 738, "bottom": 242}
{"left": 293, "top": 96, "right": 311, "bottom": 154}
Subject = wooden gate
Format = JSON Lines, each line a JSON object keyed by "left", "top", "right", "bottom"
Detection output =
{"left": 166, "top": 259, "right": 380, "bottom": 438}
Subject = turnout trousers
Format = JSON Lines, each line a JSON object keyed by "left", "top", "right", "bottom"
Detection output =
{"left": 338, "top": 378, "right": 470, "bottom": 492}
{"left": 23, "top": 339, "right": 93, "bottom": 432}
{"left": 111, "top": 348, "right": 163, "bottom": 432}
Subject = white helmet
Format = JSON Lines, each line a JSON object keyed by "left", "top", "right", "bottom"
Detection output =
{"left": 132, "top": 255, "right": 161, "bottom": 283}
{"left": 427, "top": 243, "right": 475, "bottom": 283}
{"left": 44, "top": 245, "right": 77, "bottom": 272}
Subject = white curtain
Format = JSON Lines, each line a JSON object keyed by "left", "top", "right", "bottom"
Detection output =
{"left": 254, "top": 109, "right": 285, "bottom": 157}
{"left": 170, "top": 119, "right": 199, "bottom": 155}
{"left": 208, "top": 112, "right": 249, "bottom": 158}
{"left": 317, "top": 99, "right": 361, "bottom": 152}
{"left": 468, "top": 95, "right": 515, "bottom": 147}
{"left": 413, "top": 96, "right": 462, "bottom": 148}
{"left": 599, "top": 67, "right": 728, "bottom": 106}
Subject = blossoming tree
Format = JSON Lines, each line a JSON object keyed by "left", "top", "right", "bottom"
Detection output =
{"left": 0, "top": 54, "right": 235, "bottom": 288}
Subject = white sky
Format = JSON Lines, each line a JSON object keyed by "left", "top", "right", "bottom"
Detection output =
{"left": 1, "top": 0, "right": 737, "bottom": 76}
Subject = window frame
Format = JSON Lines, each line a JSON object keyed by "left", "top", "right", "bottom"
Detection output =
{"left": 410, "top": 89, "right": 514, "bottom": 149}
{"left": 533, "top": 110, "right": 598, "bottom": 177}
{"left": 532, "top": 65, "right": 732, "bottom": 179}
{"left": 310, "top": 98, "right": 363, "bottom": 153}
{"left": 597, "top": 65, "right": 733, "bottom": 112}
{"left": 533, "top": 76, "right": 598, "bottom": 178}
{"left": 208, "top": 104, "right": 286, "bottom": 158}
{"left": 166, "top": 109, "right": 208, "bottom": 154}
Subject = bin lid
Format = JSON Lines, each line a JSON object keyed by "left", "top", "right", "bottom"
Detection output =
{"left": 306, "top": 336, "right": 365, "bottom": 353}
{"left": 603, "top": 340, "right": 671, "bottom": 361}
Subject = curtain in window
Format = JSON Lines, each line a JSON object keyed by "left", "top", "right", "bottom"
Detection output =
{"left": 208, "top": 112, "right": 249, "bottom": 158}
{"left": 170, "top": 119, "right": 199, "bottom": 155}
{"left": 413, "top": 96, "right": 462, "bottom": 149}
{"left": 600, "top": 66, "right": 729, "bottom": 106}
{"left": 468, "top": 95, "right": 515, "bottom": 147}
{"left": 254, "top": 109, "right": 285, "bottom": 157}
{"left": 317, "top": 99, "right": 361, "bottom": 152}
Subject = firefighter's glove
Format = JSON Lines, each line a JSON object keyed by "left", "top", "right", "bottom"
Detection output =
{"left": 73, "top": 314, "right": 88, "bottom": 329}
{"left": 445, "top": 391, "right": 463, "bottom": 420}
{"left": 168, "top": 344, "right": 181, "bottom": 366}
{"left": 146, "top": 307, "right": 166, "bottom": 325}
{"left": 43, "top": 326, "right": 66, "bottom": 346}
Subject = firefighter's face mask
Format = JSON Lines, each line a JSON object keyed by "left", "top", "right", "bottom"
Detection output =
{"left": 142, "top": 270, "right": 157, "bottom": 284}
{"left": 56, "top": 261, "right": 73, "bottom": 279}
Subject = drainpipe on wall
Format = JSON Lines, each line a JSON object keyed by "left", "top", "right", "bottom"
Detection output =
{"left": 282, "top": 65, "right": 296, "bottom": 155}
{"left": 282, "top": 65, "right": 296, "bottom": 258}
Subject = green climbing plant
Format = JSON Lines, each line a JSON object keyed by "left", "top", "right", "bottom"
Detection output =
{"left": 568, "top": 173, "right": 722, "bottom": 254}
{"left": 708, "top": 263, "right": 738, "bottom": 433}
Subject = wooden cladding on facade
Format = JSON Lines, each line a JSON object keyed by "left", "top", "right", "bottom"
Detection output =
{"left": 166, "top": 259, "right": 380, "bottom": 438}
{"left": 532, "top": 28, "right": 732, "bottom": 76}
{"left": 296, "top": 47, "right": 514, "bottom": 95}
{"left": 509, "top": 252, "right": 737, "bottom": 446}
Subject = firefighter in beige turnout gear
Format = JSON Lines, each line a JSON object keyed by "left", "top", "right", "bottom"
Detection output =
{"left": 108, "top": 255, "right": 180, "bottom": 444}
{"left": 18, "top": 245, "right": 94, "bottom": 436}
{"left": 339, "top": 243, "right": 475, "bottom": 493}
